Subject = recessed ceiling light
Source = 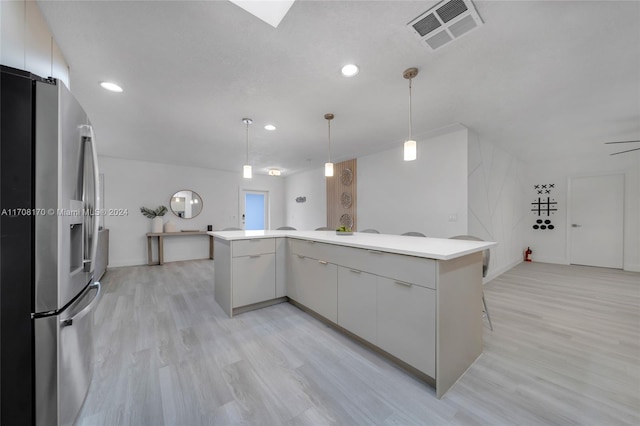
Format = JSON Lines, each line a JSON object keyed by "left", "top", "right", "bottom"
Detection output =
{"left": 100, "top": 81, "right": 123, "bottom": 92}
{"left": 268, "top": 169, "right": 281, "bottom": 176}
{"left": 341, "top": 64, "right": 359, "bottom": 77}
{"left": 264, "top": 124, "right": 277, "bottom": 131}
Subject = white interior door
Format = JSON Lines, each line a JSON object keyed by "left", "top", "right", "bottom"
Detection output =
{"left": 569, "top": 174, "right": 624, "bottom": 268}
{"left": 240, "top": 190, "right": 268, "bottom": 230}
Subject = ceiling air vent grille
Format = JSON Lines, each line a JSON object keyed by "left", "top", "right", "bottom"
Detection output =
{"left": 413, "top": 13, "right": 441, "bottom": 36}
{"left": 436, "top": 0, "right": 468, "bottom": 23}
{"left": 407, "top": 0, "right": 483, "bottom": 51}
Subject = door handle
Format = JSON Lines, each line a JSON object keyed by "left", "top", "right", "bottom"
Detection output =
{"left": 571, "top": 224, "right": 581, "bottom": 228}
{"left": 60, "top": 282, "right": 102, "bottom": 327}
{"left": 81, "top": 125, "right": 100, "bottom": 274}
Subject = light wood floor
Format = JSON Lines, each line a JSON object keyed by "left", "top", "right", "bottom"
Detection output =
{"left": 76, "top": 261, "right": 640, "bottom": 425}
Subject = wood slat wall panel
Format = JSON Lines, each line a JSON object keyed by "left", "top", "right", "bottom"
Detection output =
{"left": 326, "top": 159, "right": 357, "bottom": 230}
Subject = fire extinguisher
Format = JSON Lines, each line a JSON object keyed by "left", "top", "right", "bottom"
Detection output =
{"left": 524, "top": 247, "right": 532, "bottom": 262}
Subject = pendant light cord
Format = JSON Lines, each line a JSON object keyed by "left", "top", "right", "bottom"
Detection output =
{"left": 327, "top": 119, "right": 332, "bottom": 163}
{"left": 245, "top": 122, "right": 249, "bottom": 163}
{"left": 408, "top": 78, "right": 413, "bottom": 140}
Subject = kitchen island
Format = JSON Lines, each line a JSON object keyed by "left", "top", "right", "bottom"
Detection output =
{"left": 211, "top": 230, "right": 496, "bottom": 398}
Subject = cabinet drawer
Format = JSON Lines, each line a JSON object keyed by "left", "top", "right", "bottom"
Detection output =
{"left": 377, "top": 276, "right": 436, "bottom": 377}
{"left": 289, "top": 239, "right": 335, "bottom": 262}
{"left": 232, "top": 238, "right": 275, "bottom": 257}
{"left": 232, "top": 253, "right": 276, "bottom": 307}
{"left": 290, "top": 239, "right": 435, "bottom": 288}
{"left": 362, "top": 250, "right": 437, "bottom": 289}
{"left": 329, "top": 245, "right": 437, "bottom": 289}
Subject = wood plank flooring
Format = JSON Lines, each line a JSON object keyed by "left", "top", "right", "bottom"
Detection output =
{"left": 77, "top": 260, "right": 640, "bottom": 425}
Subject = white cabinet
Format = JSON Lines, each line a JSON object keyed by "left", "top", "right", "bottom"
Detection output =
{"left": 377, "top": 277, "right": 436, "bottom": 377}
{"left": 290, "top": 243, "right": 435, "bottom": 375}
{"left": 232, "top": 253, "right": 276, "bottom": 308}
{"left": 337, "top": 267, "right": 377, "bottom": 344}
{"left": 214, "top": 236, "right": 282, "bottom": 313}
{"left": 275, "top": 238, "right": 287, "bottom": 298}
{"left": 306, "top": 259, "right": 337, "bottom": 322}
{"left": 289, "top": 254, "right": 337, "bottom": 322}
{"left": 287, "top": 254, "right": 306, "bottom": 303}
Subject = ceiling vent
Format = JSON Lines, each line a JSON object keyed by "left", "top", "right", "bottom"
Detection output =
{"left": 407, "top": 0, "right": 483, "bottom": 51}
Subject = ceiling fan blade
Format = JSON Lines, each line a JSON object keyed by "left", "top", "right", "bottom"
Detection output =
{"left": 604, "top": 140, "right": 640, "bottom": 144}
{"left": 610, "top": 147, "right": 640, "bottom": 155}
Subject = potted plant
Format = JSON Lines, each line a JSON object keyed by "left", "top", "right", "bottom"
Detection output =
{"left": 140, "top": 206, "right": 168, "bottom": 233}
{"left": 336, "top": 226, "right": 353, "bottom": 235}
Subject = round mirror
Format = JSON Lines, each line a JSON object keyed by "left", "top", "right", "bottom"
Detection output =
{"left": 170, "top": 190, "right": 203, "bottom": 219}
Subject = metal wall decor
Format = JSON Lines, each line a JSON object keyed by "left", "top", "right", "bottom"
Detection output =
{"left": 340, "top": 192, "right": 352, "bottom": 209}
{"left": 340, "top": 213, "right": 353, "bottom": 229}
{"left": 341, "top": 168, "right": 353, "bottom": 186}
{"left": 295, "top": 196, "right": 306, "bottom": 203}
{"left": 531, "top": 183, "right": 557, "bottom": 230}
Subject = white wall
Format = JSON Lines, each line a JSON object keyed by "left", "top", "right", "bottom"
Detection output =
{"left": 284, "top": 167, "right": 326, "bottom": 230}
{"left": 1, "top": 0, "right": 69, "bottom": 86}
{"left": 357, "top": 127, "right": 468, "bottom": 236}
{"left": 284, "top": 126, "right": 469, "bottom": 237}
{"left": 468, "top": 131, "right": 526, "bottom": 281}
{"left": 524, "top": 152, "right": 640, "bottom": 271}
{"left": 100, "top": 156, "right": 286, "bottom": 267}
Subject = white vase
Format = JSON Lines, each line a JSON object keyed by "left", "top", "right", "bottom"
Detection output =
{"left": 151, "top": 216, "right": 163, "bottom": 233}
{"left": 164, "top": 221, "right": 177, "bottom": 233}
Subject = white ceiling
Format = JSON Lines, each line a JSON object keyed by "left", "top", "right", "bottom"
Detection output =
{"left": 37, "top": 0, "right": 640, "bottom": 176}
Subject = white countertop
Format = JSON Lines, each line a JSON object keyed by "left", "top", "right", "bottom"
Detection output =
{"left": 209, "top": 230, "right": 496, "bottom": 261}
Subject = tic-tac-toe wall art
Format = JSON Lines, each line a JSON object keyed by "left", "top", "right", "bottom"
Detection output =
{"left": 531, "top": 184, "right": 557, "bottom": 230}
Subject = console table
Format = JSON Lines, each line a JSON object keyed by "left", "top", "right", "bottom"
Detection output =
{"left": 146, "top": 231, "right": 214, "bottom": 265}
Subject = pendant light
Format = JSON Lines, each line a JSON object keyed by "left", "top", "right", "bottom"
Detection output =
{"left": 324, "top": 113, "right": 334, "bottom": 177}
{"left": 242, "top": 118, "right": 253, "bottom": 179}
{"left": 403, "top": 67, "right": 419, "bottom": 161}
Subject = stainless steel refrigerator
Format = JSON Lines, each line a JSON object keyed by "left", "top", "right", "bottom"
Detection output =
{"left": 1, "top": 65, "right": 102, "bottom": 425}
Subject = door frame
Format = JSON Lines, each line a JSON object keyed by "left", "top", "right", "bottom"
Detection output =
{"left": 565, "top": 171, "right": 625, "bottom": 267}
{"left": 239, "top": 187, "right": 270, "bottom": 230}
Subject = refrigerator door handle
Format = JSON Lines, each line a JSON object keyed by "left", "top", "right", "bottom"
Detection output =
{"left": 82, "top": 124, "right": 101, "bottom": 273}
{"left": 60, "top": 282, "right": 101, "bottom": 327}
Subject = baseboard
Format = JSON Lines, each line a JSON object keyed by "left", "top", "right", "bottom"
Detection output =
{"left": 108, "top": 257, "right": 212, "bottom": 268}
{"left": 529, "top": 256, "right": 569, "bottom": 266}
{"left": 624, "top": 263, "right": 640, "bottom": 273}
{"left": 108, "top": 259, "right": 145, "bottom": 268}
{"left": 484, "top": 258, "right": 522, "bottom": 283}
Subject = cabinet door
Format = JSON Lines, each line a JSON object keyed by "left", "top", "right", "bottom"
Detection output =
{"left": 288, "top": 254, "right": 307, "bottom": 304}
{"left": 275, "top": 238, "right": 287, "bottom": 298}
{"left": 288, "top": 255, "right": 337, "bottom": 323}
{"left": 377, "top": 277, "right": 436, "bottom": 377}
{"left": 232, "top": 253, "right": 276, "bottom": 308}
{"left": 306, "top": 259, "right": 338, "bottom": 323}
{"left": 337, "top": 267, "right": 377, "bottom": 344}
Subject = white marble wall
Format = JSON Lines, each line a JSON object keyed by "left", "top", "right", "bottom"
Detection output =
{"left": 468, "top": 131, "right": 526, "bottom": 281}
